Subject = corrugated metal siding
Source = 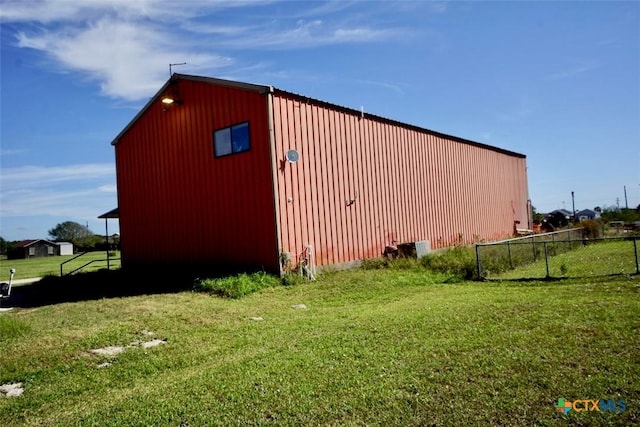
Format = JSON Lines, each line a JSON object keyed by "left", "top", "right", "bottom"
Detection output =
{"left": 115, "top": 79, "right": 278, "bottom": 270}
{"left": 271, "top": 93, "right": 529, "bottom": 267}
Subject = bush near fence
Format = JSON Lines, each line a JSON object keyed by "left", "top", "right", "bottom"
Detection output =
{"left": 419, "top": 246, "right": 477, "bottom": 280}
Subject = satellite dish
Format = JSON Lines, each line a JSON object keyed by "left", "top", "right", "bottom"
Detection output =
{"left": 286, "top": 149, "right": 300, "bottom": 163}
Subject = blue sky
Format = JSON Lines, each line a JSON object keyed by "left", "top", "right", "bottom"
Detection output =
{"left": 1, "top": 0, "right": 639, "bottom": 241}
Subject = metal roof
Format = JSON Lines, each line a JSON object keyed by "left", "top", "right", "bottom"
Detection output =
{"left": 13, "top": 239, "right": 57, "bottom": 248}
{"left": 110, "top": 73, "right": 525, "bottom": 159}
{"left": 98, "top": 207, "right": 119, "bottom": 219}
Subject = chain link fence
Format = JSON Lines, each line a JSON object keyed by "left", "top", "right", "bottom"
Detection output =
{"left": 475, "top": 229, "right": 640, "bottom": 280}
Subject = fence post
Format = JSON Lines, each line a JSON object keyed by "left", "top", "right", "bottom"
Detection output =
{"left": 507, "top": 241, "right": 513, "bottom": 269}
{"left": 634, "top": 237, "right": 639, "bottom": 275}
{"left": 532, "top": 235, "right": 537, "bottom": 261}
{"left": 475, "top": 244, "right": 482, "bottom": 279}
{"left": 544, "top": 242, "right": 550, "bottom": 279}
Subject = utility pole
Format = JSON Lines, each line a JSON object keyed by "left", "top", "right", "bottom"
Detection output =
{"left": 624, "top": 185, "right": 628, "bottom": 209}
{"left": 571, "top": 191, "right": 576, "bottom": 222}
{"left": 616, "top": 197, "right": 620, "bottom": 211}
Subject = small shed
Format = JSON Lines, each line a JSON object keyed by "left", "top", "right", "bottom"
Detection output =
{"left": 7, "top": 239, "right": 58, "bottom": 259}
{"left": 56, "top": 242, "right": 74, "bottom": 256}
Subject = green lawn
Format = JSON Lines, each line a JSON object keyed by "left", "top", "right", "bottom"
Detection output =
{"left": 0, "top": 251, "right": 121, "bottom": 280}
{"left": 489, "top": 240, "right": 639, "bottom": 280}
{"left": 0, "top": 255, "right": 638, "bottom": 425}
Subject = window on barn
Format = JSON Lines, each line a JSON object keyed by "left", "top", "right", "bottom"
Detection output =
{"left": 213, "top": 122, "right": 250, "bottom": 157}
{"left": 48, "top": 246, "right": 54, "bottom": 255}
{"left": 29, "top": 247, "right": 35, "bottom": 256}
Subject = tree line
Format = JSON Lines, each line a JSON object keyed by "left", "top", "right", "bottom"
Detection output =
{"left": 0, "top": 221, "right": 119, "bottom": 255}
{"left": 597, "top": 205, "right": 640, "bottom": 224}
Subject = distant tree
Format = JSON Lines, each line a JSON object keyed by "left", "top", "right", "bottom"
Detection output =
{"left": 0, "top": 236, "right": 7, "bottom": 256}
{"left": 531, "top": 205, "right": 544, "bottom": 223}
{"left": 619, "top": 208, "right": 640, "bottom": 223}
{"left": 594, "top": 206, "right": 602, "bottom": 214}
{"left": 48, "top": 221, "right": 94, "bottom": 246}
{"left": 600, "top": 206, "right": 640, "bottom": 223}
{"left": 81, "top": 234, "right": 106, "bottom": 251}
{"left": 107, "top": 234, "right": 120, "bottom": 251}
{"left": 599, "top": 205, "right": 619, "bottom": 223}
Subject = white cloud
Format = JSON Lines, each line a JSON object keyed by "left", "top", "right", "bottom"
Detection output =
{"left": 214, "top": 19, "right": 404, "bottom": 50}
{"left": 0, "top": 163, "right": 116, "bottom": 218}
{"left": 98, "top": 184, "right": 117, "bottom": 193}
{"left": 493, "top": 97, "right": 536, "bottom": 123}
{"left": 354, "top": 79, "right": 405, "bottom": 96}
{"left": 1, "top": 164, "right": 114, "bottom": 187}
{"left": 333, "top": 27, "right": 389, "bottom": 41}
{"left": 4, "top": 2, "right": 407, "bottom": 101}
{"left": 0, "top": 0, "right": 185, "bottom": 23}
{"left": 16, "top": 19, "right": 232, "bottom": 100}
{"left": 0, "top": 148, "right": 28, "bottom": 156}
{"left": 547, "top": 61, "right": 600, "bottom": 80}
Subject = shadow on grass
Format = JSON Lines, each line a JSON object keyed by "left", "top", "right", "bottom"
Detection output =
{"left": 6, "top": 267, "right": 246, "bottom": 308}
{"left": 483, "top": 272, "right": 639, "bottom": 284}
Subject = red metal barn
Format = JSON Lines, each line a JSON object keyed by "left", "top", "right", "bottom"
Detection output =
{"left": 112, "top": 74, "right": 529, "bottom": 273}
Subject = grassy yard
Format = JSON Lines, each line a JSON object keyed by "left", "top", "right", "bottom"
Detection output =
{"left": 0, "top": 251, "right": 121, "bottom": 280}
{"left": 489, "top": 240, "right": 639, "bottom": 280}
{"left": 0, "top": 255, "right": 638, "bottom": 425}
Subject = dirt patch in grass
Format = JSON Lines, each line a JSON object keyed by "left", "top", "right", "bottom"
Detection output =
{"left": 89, "top": 346, "right": 126, "bottom": 357}
{"left": 140, "top": 339, "right": 166, "bottom": 349}
{"left": 88, "top": 332, "right": 167, "bottom": 365}
{"left": 0, "top": 383, "right": 24, "bottom": 398}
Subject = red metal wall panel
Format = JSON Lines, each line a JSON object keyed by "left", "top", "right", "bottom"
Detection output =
{"left": 115, "top": 79, "right": 278, "bottom": 270}
{"left": 271, "top": 93, "right": 529, "bottom": 268}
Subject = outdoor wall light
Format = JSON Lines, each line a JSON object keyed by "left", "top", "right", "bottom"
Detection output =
{"left": 161, "top": 95, "right": 183, "bottom": 112}
{"left": 161, "top": 96, "right": 182, "bottom": 105}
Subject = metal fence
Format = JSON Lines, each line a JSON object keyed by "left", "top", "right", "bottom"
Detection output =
{"left": 475, "top": 229, "right": 640, "bottom": 280}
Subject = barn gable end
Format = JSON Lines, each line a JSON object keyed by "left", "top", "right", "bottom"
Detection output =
{"left": 113, "top": 75, "right": 279, "bottom": 271}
